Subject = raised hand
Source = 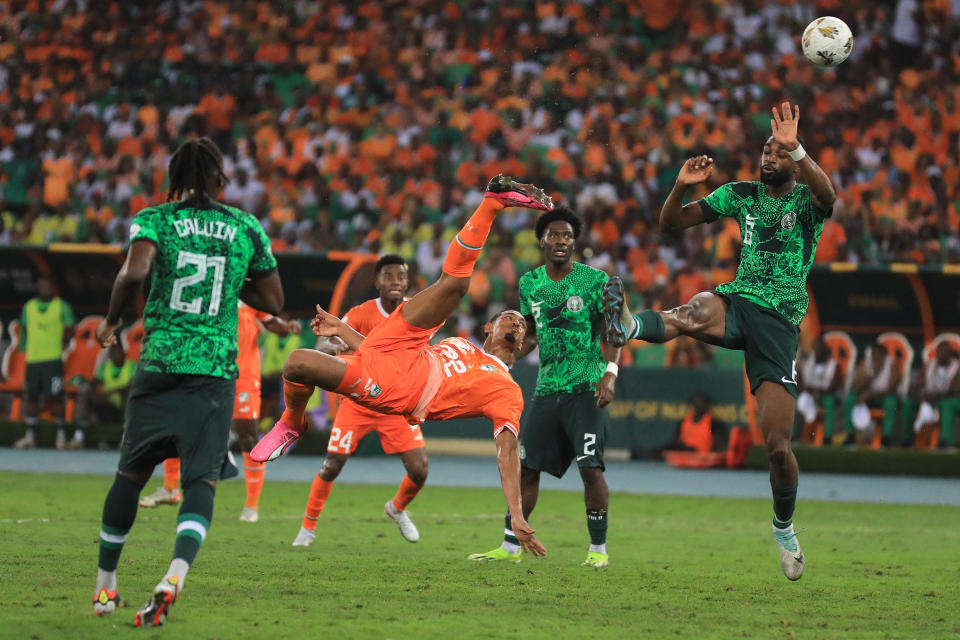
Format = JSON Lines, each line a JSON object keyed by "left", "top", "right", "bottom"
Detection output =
{"left": 770, "top": 101, "right": 800, "bottom": 151}
{"left": 677, "top": 155, "right": 714, "bottom": 186}
{"left": 310, "top": 304, "right": 344, "bottom": 338}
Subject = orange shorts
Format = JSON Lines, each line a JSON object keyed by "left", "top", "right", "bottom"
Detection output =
{"left": 233, "top": 380, "right": 261, "bottom": 420}
{"left": 335, "top": 304, "right": 442, "bottom": 422}
{"left": 327, "top": 399, "right": 424, "bottom": 455}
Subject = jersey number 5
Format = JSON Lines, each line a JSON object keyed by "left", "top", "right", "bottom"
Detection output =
{"left": 170, "top": 250, "right": 226, "bottom": 316}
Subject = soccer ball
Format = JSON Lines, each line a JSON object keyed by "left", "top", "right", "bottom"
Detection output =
{"left": 801, "top": 16, "right": 854, "bottom": 67}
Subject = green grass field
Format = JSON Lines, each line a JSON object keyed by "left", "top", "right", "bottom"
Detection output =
{"left": 4, "top": 471, "right": 959, "bottom": 640}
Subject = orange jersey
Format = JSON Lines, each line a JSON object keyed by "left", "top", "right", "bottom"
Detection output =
{"left": 337, "top": 297, "right": 406, "bottom": 423}
{"left": 342, "top": 297, "right": 395, "bottom": 337}
{"left": 337, "top": 303, "right": 523, "bottom": 438}
{"left": 424, "top": 337, "right": 523, "bottom": 438}
{"left": 236, "top": 301, "right": 273, "bottom": 388}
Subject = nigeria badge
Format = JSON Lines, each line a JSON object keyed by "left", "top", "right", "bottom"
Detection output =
{"left": 566, "top": 295, "right": 584, "bottom": 312}
{"left": 781, "top": 211, "right": 797, "bottom": 230}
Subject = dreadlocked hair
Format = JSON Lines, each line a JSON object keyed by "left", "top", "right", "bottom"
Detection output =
{"left": 166, "top": 137, "right": 227, "bottom": 202}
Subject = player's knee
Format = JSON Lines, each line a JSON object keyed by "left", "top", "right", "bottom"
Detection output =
{"left": 765, "top": 434, "right": 790, "bottom": 468}
{"left": 236, "top": 432, "right": 257, "bottom": 452}
{"left": 320, "top": 456, "right": 345, "bottom": 480}
{"left": 282, "top": 349, "right": 313, "bottom": 383}
{"left": 406, "top": 461, "right": 428, "bottom": 486}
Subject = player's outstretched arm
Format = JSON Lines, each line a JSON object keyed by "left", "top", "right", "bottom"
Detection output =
{"left": 311, "top": 304, "right": 365, "bottom": 351}
{"left": 96, "top": 240, "right": 156, "bottom": 347}
{"left": 771, "top": 102, "right": 836, "bottom": 208}
{"left": 494, "top": 429, "right": 546, "bottom": 557}
{"left": 660, "top": 155, "right": 713, "bottom": 233}
{"left": 240, "top": 271, "right": 284, "bottom": 316}
{"left": 263, "top": 315, "right": 301, "bottom": 337}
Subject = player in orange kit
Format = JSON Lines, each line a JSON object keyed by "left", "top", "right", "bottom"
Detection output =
{"left": 291, "top": 254, "right": 430, "bottom": 547}
{"left": 139, "top": 301, "right": 299, "bottom": 522}
{"left": 252, "top": 175, "right": 551, "bottom": 556}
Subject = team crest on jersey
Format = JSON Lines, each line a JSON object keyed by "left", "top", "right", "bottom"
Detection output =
{"left": 781, "top": 211, "right": 797, "bottom": 230}
{"left": 566, "top": 295, "right": 584, "bottom": 312}
{"left": 480, "top": 364, "right": 496, "bottom": 372}
{"left": 364, "top": 378, "right": 382, "bottom": 397}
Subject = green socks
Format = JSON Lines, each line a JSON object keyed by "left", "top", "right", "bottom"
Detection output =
{"left": 587, "top": 509, "right": 608, "bottom": 545}
{"left": 629, "top": 310, "right": 666, "bottom": 342}
{"left": 502, "top": 512, "right": 520, "bottom": 546}
{"left": 771, "top": 482, "right": 798, "bottom": 528}
{"left": 173, "top": 480, "right": 216, "bottom": 566}
{"left": 98, "top": 473, "right": 145, "bottom": 572}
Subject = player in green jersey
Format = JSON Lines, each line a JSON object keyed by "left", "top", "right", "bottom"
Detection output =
{"left": 603, "top": 102, "right": 836, "bottom": 581}
{"left": 91, "top": 137, "right": 284, "bottom": 626}
{"left": 469, "top": 205, "right": 622, "bottom": 567}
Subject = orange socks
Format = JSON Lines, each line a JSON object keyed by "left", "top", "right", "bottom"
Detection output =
{"left": 242, "top": 452, "right": 266, "bottom": 509}
{"left": 163, "top": 458, "right": 180, "bottom": 492}
{"left": 280, "top": 378, "right": 315, "bottom": 431}
{"left": 301, "top": 474, "right": 333, "bottom": 530}
{"left": 442, "top": 198, "right": 503, "bottom": 277}
{"left": 391, "top": 474, "right": 424, "bottom": 511}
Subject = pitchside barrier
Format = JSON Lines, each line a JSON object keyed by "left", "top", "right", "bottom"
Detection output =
{"left": 1, "top": 247, "right": 958, "bottom": 456}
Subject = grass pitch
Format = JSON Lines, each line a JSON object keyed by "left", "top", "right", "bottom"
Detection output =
{"left": 3, "top": 470, "right": 959, "bottom": 639}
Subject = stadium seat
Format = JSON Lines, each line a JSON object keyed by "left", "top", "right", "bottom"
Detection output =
{"left": 121, "top": 319, "right": 145, "bottom": 362}
{"left": 0, "top": 320, "right": 26, "bottom": 420}
{"left": 869, "top": 332, "right": 915, "bottom": 448}
{"left": 914, "top": 333, "right": 960, "bottom": 450}
{"left": 810, "top": 331, "right": 858, "bottom": 445}
{"left": 63, "top": 316, "right": 105, "bottom": 423}
{"left": 921, "top": 332, "right": 960, "bottom": 364}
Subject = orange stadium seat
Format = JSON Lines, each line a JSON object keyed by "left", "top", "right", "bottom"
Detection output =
{"left": 921, "top": 332, "right": 960, "bottom": 364}
{"left": 869, "top": 332, "right": 914, "bottom": 448}
{"left": 807, "top": 331, "right": 858, "bottom": 445}
{"left": 916, "top": 333, "right": 960, "bottom": 449}
{"left": 0, "top": 320, "right": 26, "bottom": 420}
{"left": 122, "top": 320, "right": 145, "bottom": 362}
{"left": 63, "top": 316, "right": 105, "bottom": 423}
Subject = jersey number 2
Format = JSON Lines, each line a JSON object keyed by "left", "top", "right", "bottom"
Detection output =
{"left": 170, "top": 251, "right": 226, "bottom": 316}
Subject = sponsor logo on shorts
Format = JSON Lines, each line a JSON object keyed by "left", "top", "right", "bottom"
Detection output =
{"left": 239, "top": 392, "right": 249, "bottom": 402}
{"left": 518, "top": 444, "right": 526, "bottom": 460}
{"left": 577, "top": 454, "right": 590, "bottom": 461}
{"left": 566, "top": 295, "right": 584, "bottom": 312}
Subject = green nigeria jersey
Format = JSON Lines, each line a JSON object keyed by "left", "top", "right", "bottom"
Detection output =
{"left": 129, "top": 199, "right": 277, "bottom": 379}
{"left": 519, "top": 262, "right": 608, "bottom": 396}
{"left": 699, "top": 181, "right": 832, "bottom": 325}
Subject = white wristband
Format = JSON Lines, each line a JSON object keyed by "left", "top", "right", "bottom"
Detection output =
{"left": 605, "top": 362, "right": 619, "bottom": 377}
{"left": 788, "top": 144, "right": 806, "bottom": 162}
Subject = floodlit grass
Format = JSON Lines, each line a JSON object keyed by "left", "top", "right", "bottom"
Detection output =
{"left": 4, "top": 471, "right": 959, "bottom": 639}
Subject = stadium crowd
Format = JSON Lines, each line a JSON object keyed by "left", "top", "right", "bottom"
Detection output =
{"left": 1, "top": 0, "right": 959, "bottom": 349}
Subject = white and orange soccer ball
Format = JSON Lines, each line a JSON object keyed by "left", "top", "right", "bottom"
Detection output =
{"left": 801, "top": 16, "right": 854, "bottom": 67}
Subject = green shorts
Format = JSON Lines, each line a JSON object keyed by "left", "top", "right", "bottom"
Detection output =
{"left": 714, "top": 292, "right": 800, "bottom": 398}
{"left": 519, "top": 390, "right": 607, "bottom": 479}
{"left": 118, "top": 368, "right": 236, "bottom": 486}
{"left": 24, "top": 360, "right": 64, "bottom": 398}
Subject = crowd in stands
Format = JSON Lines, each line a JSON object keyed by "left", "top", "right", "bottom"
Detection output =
{"left": 1, "top": 0, "right": 959, "bottom": 352}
